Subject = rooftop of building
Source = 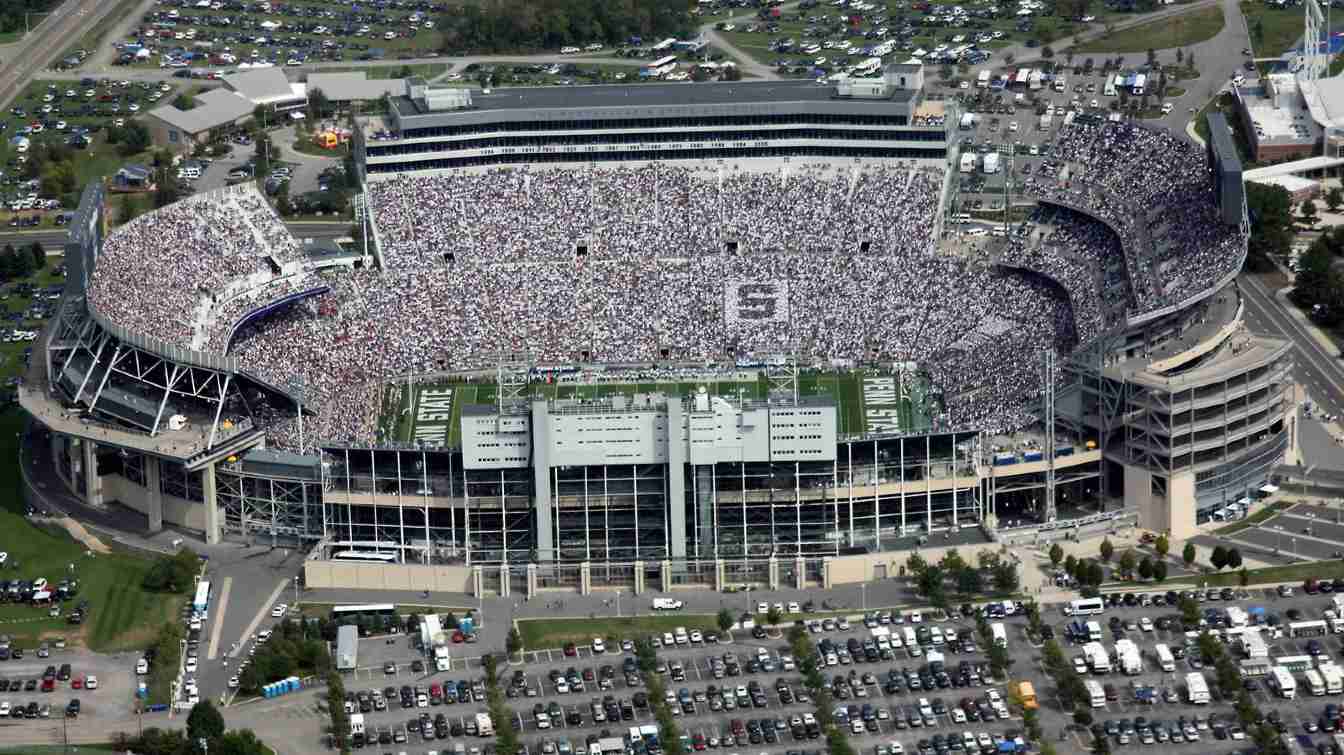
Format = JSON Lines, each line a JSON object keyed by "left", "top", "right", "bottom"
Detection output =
{"left": 147, "top": 88, "right": 255, "bottom": 134}
{"left": 1106, "top": 286, "right": 1244, "bottom": 380}
{"left": 1239, "top": 75, "right": 1321, "bottom": 146}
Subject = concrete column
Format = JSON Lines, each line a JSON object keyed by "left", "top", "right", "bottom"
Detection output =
{"left": 714, "top": 559, "right": 726, "bottom": 592}
{"left": 579, "top": 561, "right": 591, "bottom": 596}
{"left": 81, "top": 441, "right": 102, "bottom": 507}
{"left": 527, "top": 563, "right": 538, "bottom": 598}
{"left": 822, "top": 558, "right": 834, "bottom": 590}
{"left": 666, "top": 400, "right": 687, "bottom": 559}
{"left": 660, "top": 560, "right": 672, "bottom": 593}
{"left": 767, "top": 557, "right": 779, "bottom": 590}
{"left": 499, "top": 565, "right": 510, "bottom": 597}
{"left": 471, "top": 565, "right": 484, "bottom": 597}
{"left": 145, "top": 455, "right": 163, "bottom": 533}
{"left": 633, "top": 561, "right": 645, "bottom": 595}
{"left": 202, "top": 462, "right": 220, "bottom": 544}
{"left": 794, "top": 557, "right": 806, "bottom": 590}
{"left": 530, "top": 400, "right": 555, "bottom": 561}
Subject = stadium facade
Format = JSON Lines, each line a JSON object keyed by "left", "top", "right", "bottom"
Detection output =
{"left": 22, "top": 67, "right": 1297, "bottom": 594}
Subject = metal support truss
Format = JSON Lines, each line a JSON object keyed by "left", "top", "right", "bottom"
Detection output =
{"left": 1043, "top": 350, "right": 1057, "bottom": 523}
{"left": 494, "top": 351, "right": 533, "bottom": 414}
{"left": 217, "top": 467, "right": 322, "bottom": 542}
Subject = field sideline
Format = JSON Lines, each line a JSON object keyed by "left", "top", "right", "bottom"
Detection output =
{"left": 388, "top": 370, "right": 932, "bottom": 447}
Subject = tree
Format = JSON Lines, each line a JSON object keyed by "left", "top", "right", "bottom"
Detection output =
{"left": 1239, "top": 567, "right": 1250, "bottom": 587}
{"left": 1210, "top": 545, "right": 1228, "bottom": 571}
{"left": 1179, "top": 595, "right": 1201, "bottom": 629}
{"left": 906, "top": 552, "right": 928, "bottom": 577}
{"left": 1005, "top": 52, "right": 1016, "bottom": 65}
{"left": 1049, "top": 543, "right": 1064, "bottom": 567}
{"left": 1041, "top": 45, "right": 1054, "bottom": 58}
{"left": 1182, "top": 542, "right": 1196, "bottom": 566}
{"left": 717, "top": 608, "right": 733, "bottom": 634}
{"left": 1152, "top": 560, "right": 1167, "bottom": 582}
{"left": 1117, "top": 550, "right": 1136, "bottom": 578}
{"left": 1252, "top": 18, "right": 1264, "bottom": 43}
{"left": 993, "top": 561, "right": 1019, "bottom": 592}
{"left": 1227, "top": 548, "right": 1243, "bottom": 569}
{"left": 1099, "top": 537, "right": 1114, "bottom": 563}
{"left": 1146, "top": 48, "right": 1156, "bottom": 66}
{"left": 958, "top": 566, "right": 983, "bottom": 595}
{"left": 309, "top": 87, "right": 333, "bottom": 120}
{"left": 173, "top": 92, "right": 197, "bottom": 110}
{"left": 1246, "top": 181, "right": 1294, "bottom": 271}
{"left": 721, "top": 65, "right": 742, "bottom": 81}
{"left": 940, "top": 549, "right": 967, "bottom": 574}
{"left": 766, "top": 605, "right": 782, "bottom": 627}
{"left": 1137, "top": 556, "right": 1153, "bottom": 581}
{"left": 1176, "top": 48, "right": 1184, "bottom": 64}
{"left": 505, "top": 627, "right": 522, "bottom": 655}
{"left": 187, "top": 699, "right": 226, "bottom": 743}
{"left": 1086, "top": 561, "right": 1105, "bottom": 587}
{"left": 1073, "top": 709, "right": 1094, "bottom": 727}
{"left": 1303, "top": 199, "right": 1319, "bottom": 225}
{"left": 29, "top": 241, "right": 43, "bottom": 271}
{"left": 1064, "top": 554, "right": 1078, "bottom": 580}
{"left": 1328, "top": 187, "right": 1344, "bottom": 212}
{"left": 1154, "top": 535, "right": 1169, "bottom": 559}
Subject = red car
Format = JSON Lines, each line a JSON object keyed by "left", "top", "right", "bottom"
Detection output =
{"left": 692, "top": 734, "right": 706, "bottom": 751}
{"left": 563, "top": 643, "right": 577, "bottom": 657}
{"left": 71, "top": 676, "right": 82, "bottom": 690}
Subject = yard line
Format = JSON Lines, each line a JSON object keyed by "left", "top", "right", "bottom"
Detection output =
{"left": 206, "top": 576, "right": 233, "bottom": 661}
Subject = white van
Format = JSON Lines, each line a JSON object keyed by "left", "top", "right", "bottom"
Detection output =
{"left": 560, "top": 46, "right": 580, "bottom": 54}
{"left": 673, "top": 627, "right": 689, "bottom": 645}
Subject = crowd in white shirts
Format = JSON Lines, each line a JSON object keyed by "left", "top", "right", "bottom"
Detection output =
{"left": 84, "top": 146, "right": 1244, "bottom": 450}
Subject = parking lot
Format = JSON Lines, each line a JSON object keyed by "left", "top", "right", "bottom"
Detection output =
{"left": 0, "top": 647, "right": 140, "bottom": 731}
{"left": 307, "top": 582, "right": 1344, "bottom": 754}
{"left": 1198, "top": 501, "right": 1344, "bottom": 563}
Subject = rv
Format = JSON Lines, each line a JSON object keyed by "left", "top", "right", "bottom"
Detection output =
{"left": 1271, "top": 667, "right": 1297, "bottom": 699}
{"left": 1085, "top": 679, "right": 1106, "bottom": 708}
{"left": 1154, "top": 644, "right": 1175, "bottom": 672}
{"left": 1187, "top": 672, "right": 1210, "bottom": 704}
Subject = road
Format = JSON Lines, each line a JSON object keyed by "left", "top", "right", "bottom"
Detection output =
{"left": 0, "top": 0, "right": 129, "bottom": 113}
{"left": 1239, "top": 273, "right": 1344, "bottom": 420}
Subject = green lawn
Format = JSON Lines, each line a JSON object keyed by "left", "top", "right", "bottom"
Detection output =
{"left": 1075, "top": 5, "right": 1225, "bottom": 53}
{"left": 518, "top": 614, "right": 723, "bottom": 650}
{"left": 53, "top": 0, "right": 142, "bottom": 64}
{"left": 1191, "top": 91, "right": 1254, "bottom": 163}
{"left": 1243, "top": 4, "right": 1311, "bottom": 58}
{"left": 1171, "top": 559, "right": 1344, "bottom": 587}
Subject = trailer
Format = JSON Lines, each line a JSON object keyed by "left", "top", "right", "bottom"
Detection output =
{"left": 1154, "top": 644, "right": 1175, "bottom": 672}
{"left": 1271, "top": 666, "right": 1298, "bottom": 698}
{"left": 1132, "top": 73, "right": 1146, "bottom": 95}
{"left": 1321, "top": 663, "right": 1344, "bottom": 694}
{"left": 982, "top": 152, "right": 1000, "bottom": 174}
{"left": 1307, "top": 669, "right": 1326, "bottom": 696}
{"left": 1085, "top": 679, "right": 1105, "bottom": 708}
{"left": 336, "top": 625, "right": 359, "bottom": 671}
{"left": 476, "top": 712, "right": 494, "bottom": 737}
{"left": 977, "top": 69, "right": 991, "bottom": 88}
{"left": 1038, "top": 112, "right": 1052, "bottom": 130}
{"left": 991, "top": 623, "right": 1007, "bottom": 648}
{"left": 1114, "top": 639, "right": 1142, "bottom": 675}
{"left": 1186, "top": 672, "right": 1210, "bottom": 704}
{"left": 1085, "top": 621, "right": 1102, "bottom": 641}
{"left": 1083, "top": 642, "right": 1110, "bottom": 673}
{"left": 1242, "top": 631, "right": 1269, "bottom": 659}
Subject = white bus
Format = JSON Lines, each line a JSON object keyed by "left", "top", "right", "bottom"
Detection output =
{"left": 193, "top": 581, "right": 210, "bottom": 614}
{"left": 1066, "top": 598, "right": 1104, "bottom": 616}
{"left": 991, "top": 622, "right": 1007, "bottom": 648}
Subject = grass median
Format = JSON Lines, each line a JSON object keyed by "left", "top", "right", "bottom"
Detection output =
{"left": 1075, "top": 5, "right": 1225, "bottom": 53}
{"left": 1170, "top": 560, "right": 1344, "bottom": 587}
{"left": 518, "top": 615, "right": 722, "bottom": 650}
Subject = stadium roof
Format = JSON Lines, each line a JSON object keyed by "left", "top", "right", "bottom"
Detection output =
{"left": 307, "top": 72, "right": 404, "bottom": 102}
{"left": 148, "top": 88, "right": 254, "bottom": 134}
{"left": 431, "top": 79, "right": 914, "bottom": 113}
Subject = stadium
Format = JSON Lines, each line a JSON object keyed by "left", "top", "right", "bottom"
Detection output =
{"left": 24, "top": 65, "right": 1295, "bottom": 593}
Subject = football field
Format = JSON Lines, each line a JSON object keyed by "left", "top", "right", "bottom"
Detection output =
{"left": 389, "top": 370, "right": 932, "bottom": 447}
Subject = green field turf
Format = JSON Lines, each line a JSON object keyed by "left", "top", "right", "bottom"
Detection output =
{"left": 390, "top": 370, "right": 938, "bottom": 447}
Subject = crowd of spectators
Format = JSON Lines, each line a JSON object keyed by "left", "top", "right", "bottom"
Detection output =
{"left": 1027, "top": 121, "right": 1244, "bottom": 316}
{"left": 85, "top": 138, "right": 1246, "bottom": 449}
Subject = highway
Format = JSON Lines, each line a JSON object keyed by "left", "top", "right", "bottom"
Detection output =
{"left": 1240, "top": 273, "right": 1344, "bottom": 418}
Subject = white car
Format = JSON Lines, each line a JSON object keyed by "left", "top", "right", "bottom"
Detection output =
{"left": 256, "top": 630, "right": 272, "bottom": 643}
{"left": 951, "top": 708, "right": 967, "bottom": 723}
{"left": 0, "top": 552, "right": 7, "bottom": 566}
{"left": 689, "top": 630, "right": 703, "bottom": 644}
{"left": 757, "top": 602, "right": 769, "bottom": 614}
{"left": 591, "top": 637, "right": 605, "bottom": 654}
{"left": 228, "top": 676, "right": 239, "bottom": 689}
{"left": 271, "top": 603, "right": 287, "bottom": 618}
{"left": 890, "top": 743, "right": 904, "bottom": 755}
{"left": 136, "top": 658, "right": 149, "bottom": 675}
{"left": 1139, "top": 617, "right": 1154, "bottom": 632}
{"left": 1161, "top": 102, "right": 1173, "bottom": 114}
{"left": 85, "top": 675, "right": 97, "bottom": 690}
{"left": 787, "top": 602, "right": 800, "bottom": 613}
{"left": 185, "top": 657, "right": 197, "bottom": 673}
{"left": 0, "top": 702, "right": 9, "bottom": 716}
